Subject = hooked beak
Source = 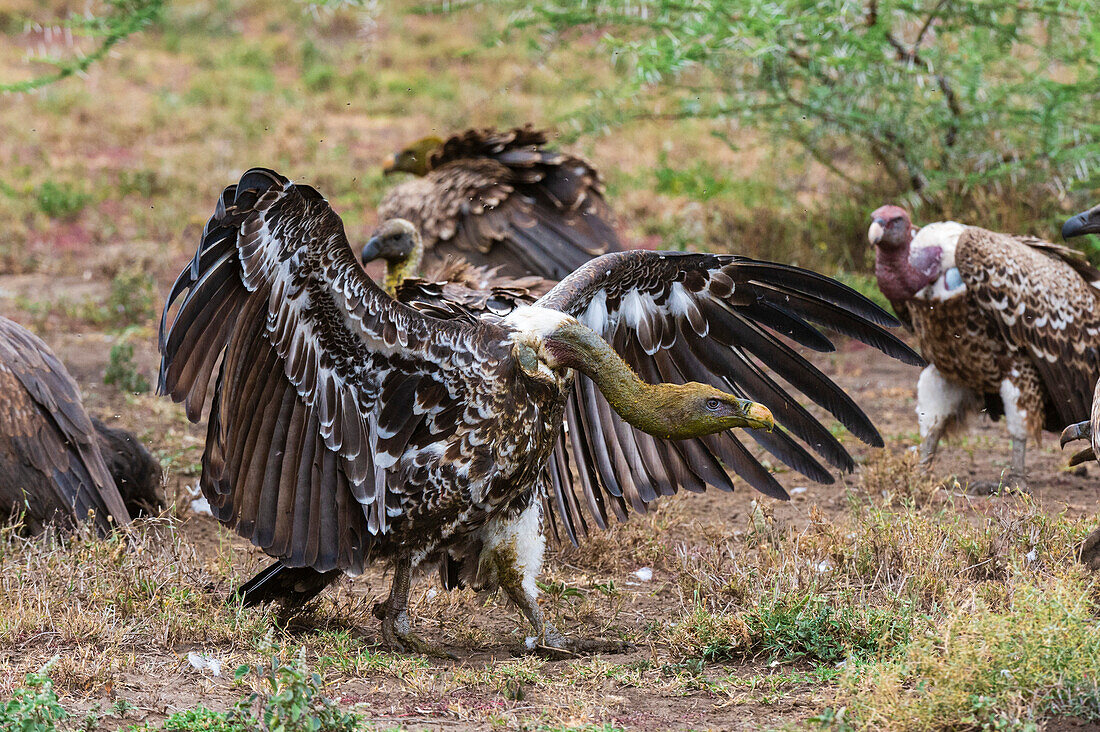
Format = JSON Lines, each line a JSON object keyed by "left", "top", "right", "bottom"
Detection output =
{"left": 1062, "top": 204, "right": 1100, "bottom": 240}
{"left": 736, "top": 400, "right": 775, "bottom": 431}
{"left": 381, "top": 154, "right": 398, "bottom": 176}
{"left": 868, "top": 219, "right": 885, "bottom": 246}
{"left": 361, "top": 236, "right": 381, "bottom": 265}
{"left": 1060, "top": 420, "right": 1091, "bottom": 449}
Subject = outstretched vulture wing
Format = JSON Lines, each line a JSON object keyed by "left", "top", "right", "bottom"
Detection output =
{"left": 379, "top": 127, "right": 621, "bottom": 280}
{"left": 0, "top": 317, "right": 129, "bottom": 534}
{"left": 535, "top": 251, "right": 924, "bottom": 544}
{"left": 159, "top": 168, "right": 504, "bottom": 573}
{"left": 958, "top": 228, "right": 1100, "bottom": 429}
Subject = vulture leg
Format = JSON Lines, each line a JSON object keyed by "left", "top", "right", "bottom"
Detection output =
{"left": 477, "top": 499, "right": 627, "bottom": 657}
{"left": 471, "top": 499, "right": 563, "bottom": 648}
{"left": 997, "top": 369, "right": 1041, "bottom": 494}
{"left": 916, "top": 365, "right": 974, "bottom": 474}
{"left": 967, "top": 369, "right": 1039, "bottom": 494}
{"left": 375, "top": 552, "right": 451, "bottom": 657}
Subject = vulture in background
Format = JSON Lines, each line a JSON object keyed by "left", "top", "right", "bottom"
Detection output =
{"left": 0, "top": 316, "right": 163, "bottom": 534}
{"left": 159, "top": 168, "right": 921, "bottom": 653}
{"left": 1057, "top": 201, "right": 1100, "bottom": 570}
{"left": 377, "top": 126, "right": 622, "bottom": 281}
{"left": 870, "top": 205, "right": 1100, "bottom": 492}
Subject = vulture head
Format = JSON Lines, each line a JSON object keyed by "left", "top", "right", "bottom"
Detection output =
{"left": 868, "top": 205, "right": 913, "bottom": 252}
{"left": 507, "top": 307, "right": 775, "bottom": 440}
{"left": 1063, "top": 203, "right": 1100, "bottom": 240}
{"left": 382, "top": 136, "right": 444, "bottom": 177}
{"left": 869, "top": 204, "right": 938, "bottom": 302}
{"left": 362, "top": 218, "right": 424, "bottom": 295}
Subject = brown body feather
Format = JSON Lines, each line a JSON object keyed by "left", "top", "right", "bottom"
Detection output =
{"left": 379, "top": 127, "right": 622, "bottom": 280}
{"left": 0, "top": 317, "right": 153, "bottom": 534}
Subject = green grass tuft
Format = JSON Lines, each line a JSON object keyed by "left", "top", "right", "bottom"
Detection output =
{"left": 823, "top": 570, "right": 1100, "bottom": 730}
{"left": 34, "top": 181, "right": 91, "bottom": 219}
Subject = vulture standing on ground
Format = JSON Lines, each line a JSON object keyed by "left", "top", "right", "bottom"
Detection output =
{"left": 870, "top": 205, "right": 1100, "bottom": 492}
{"left": 0, "top": 316, "right": 163, "bottom": 533}
{"left": 159, "top": 168, "right": 921, "bottom": 653}
{"left": 1056, "top": 201, "right": 1100, "bottom": 570}
{"left": 377, "top": 126, "right": 622, "bottom": 281}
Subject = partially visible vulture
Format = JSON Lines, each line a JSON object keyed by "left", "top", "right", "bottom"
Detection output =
{"left": 870, "top": 205, "right": 1100, "bottom": 492}
{"left": 0, "top": 316, "right": 162, "bottom": 534}
{"left": 377, "top": 126, "right": 622, "bottom": 281}
{"left": 159, "top": 168, "right": 921, "bottom": 653}
{"left": 1057, "top": 201, "right": 1100, "bottom": 570}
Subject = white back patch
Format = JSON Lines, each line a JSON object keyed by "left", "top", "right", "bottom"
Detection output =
{"left": 911, "top": 221, "right": 966, "bottom": 270}
{"left": 503, "top": 306, "right": 576, "bottom": 341}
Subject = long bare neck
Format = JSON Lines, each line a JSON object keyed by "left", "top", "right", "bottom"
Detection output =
{"left": 546, "top": 322, "right": 698, "bottom": 439}
{"left": 875, "top": 245, "right": 928, "bottom": 303}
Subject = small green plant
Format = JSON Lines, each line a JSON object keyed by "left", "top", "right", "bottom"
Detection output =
{"left": 123, "top": 706, "right": 249, "bottom": 731}
{"left": 0, "top": 657, "right": 67, "bottom": 732}
{"left": 106, "top": 269, "right": 158, "bottom": 326}
{"left": 161, "top": 707, "right": 248, "bottom": 731}
{"left": 231, "top": 648, "right": 359, "bottom": 732}
{"left": 35, "top": 181, "right": 91, "bottom": 219}
{"left": 104, "top": 330, "right": 151, "bottom": 394}
{"left": 117, "top": 169, "right": 163, "bottom": 198}
{"left": 666, "top": 594, "right": 913, "bottom": 666}
{"left": 746, "top": 595, "right": 912, "bottom": 665}
{"left": 536, "top": 579, "right": 585, "bottom": 602}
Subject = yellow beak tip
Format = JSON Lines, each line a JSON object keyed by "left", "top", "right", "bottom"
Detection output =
{"left": 747, "top": 403, "right": 774, "bottom": 431}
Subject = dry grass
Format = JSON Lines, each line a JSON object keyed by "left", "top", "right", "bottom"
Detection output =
{"left": 2, "top": 452, "right": 1097, "bottom": 729}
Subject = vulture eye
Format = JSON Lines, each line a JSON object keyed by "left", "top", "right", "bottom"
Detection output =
{"left": 705, "top": 398, "right": 722, "bottom": 411}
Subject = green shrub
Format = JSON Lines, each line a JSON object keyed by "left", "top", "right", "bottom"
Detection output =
{"left": 501, "top": 0, "right": 1098, "bottom": 217}
{"left": 106, "top": 269, "right": 158, "bottom": 326}
{"left": 0, "top": 659, "right": 67, "bottom": 732}
{"left": 104, "top": 335, "right": 151, "bottom": 394}
{"left": 35, "top": 181, "right": 91, "bottom": 219}
{"left": 231, "top": 649, "right": 360, "bottom": 732}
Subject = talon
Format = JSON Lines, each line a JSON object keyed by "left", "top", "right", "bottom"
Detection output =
{"left": 528, "top": 628, "right": 631, "bottom": 659}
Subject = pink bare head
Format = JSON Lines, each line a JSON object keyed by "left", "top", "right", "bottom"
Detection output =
{"left": 868, "top": 205, "right": 913, "bottom": 251}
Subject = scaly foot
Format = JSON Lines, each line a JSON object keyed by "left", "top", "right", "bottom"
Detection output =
{"left": 527, "top": 622, "right": 630, "bottom": 659}
{"left": 375, "top": 602, "right": 457, "bottom": 658}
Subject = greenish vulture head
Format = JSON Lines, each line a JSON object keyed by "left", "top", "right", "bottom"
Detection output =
{"left": 383, "top": 136, "right": 445, "bottom": 177}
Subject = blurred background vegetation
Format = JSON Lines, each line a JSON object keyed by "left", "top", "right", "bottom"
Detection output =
{"left": 0, "top": 0, "right": 1096, "bottom": 294}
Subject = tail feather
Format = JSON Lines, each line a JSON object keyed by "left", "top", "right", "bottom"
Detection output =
{"left": 235, "top": 560, "right": 341, "bottom": 608}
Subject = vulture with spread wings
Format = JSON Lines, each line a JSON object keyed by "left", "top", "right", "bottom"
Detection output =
{"left": 160, "top": 169, "right": 921, "bottom": 653}
{"left": 377, "top": 126, "right": 621, "bottom": 281}
{"left": 0, "top": 317, "right": 162, "bottom": 534}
